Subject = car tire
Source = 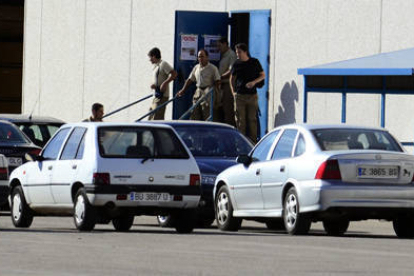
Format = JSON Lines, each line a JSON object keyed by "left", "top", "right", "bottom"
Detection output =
{"left": 215, "top": 186, "right": 241, "bottom": 232}
{"left": 323, "top": 219, "right": 349, "bottom": 236}
{"left": 197, "top": 218, "right": 215, "bottom": 228}
{"left": 393, "top": 216, "right": 414, "bottom": 238}
{"left": 283, "top": 187, "right": 311, "bottom": 235}
{"left": 73, "top": 188, "right": 96, "bottom": 231}
{"left": 11, "top": 186, "right": 33, "bottom": 228}
{"left": 156, "top": 215, "right": 175, "bottom": 228}
{"left": 265, "top": 218, "right": 285, "bottom": 231}
{"left": 172, "top": 210, "right": 196, "bottom": 234}
{"left": 113, "top": 215, "right": 134, "bottom": 232}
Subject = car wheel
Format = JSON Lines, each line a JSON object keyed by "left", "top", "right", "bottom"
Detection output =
{"left": 323, "top": 219, "right": 349, "bottom": 236}
{"left": 172, "top": 210, "right": 196, "bottom": 234}
{"left": 73, "top": 188, "right": 96, "bottom": 231}
{"left": 215, "top": 186, "right": 241, "bottom": 231}
{"left": 393, "top": 216, "right": 414, "bottom": 238}
{"left": 265, "top": 218, "right": 285, "bottom": 231}
{"left": 11, "top": 186, "right": 33, "bottom": 228}
{"left": 113, "top": 215, "right": 134, "bottom": 232}
{"left": 283, "top": 187, "right": 311, "bottom": 235}
{"left": 156, "top": 215, "right": 175, "bottom": 228}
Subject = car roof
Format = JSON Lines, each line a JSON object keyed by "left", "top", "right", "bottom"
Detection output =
{"left": 61, "top": 122, "right": 177, "bottom": 130}
{"left": 273, "top": 123, "right": 388, "bottom": 133}
{"left": 0, "top": 113, "right": 65, "bottom": 124}
{"left": 149, "top": 120, "right": 237, "bottom": 129}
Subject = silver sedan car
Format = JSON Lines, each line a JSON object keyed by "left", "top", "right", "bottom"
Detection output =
{"left": 213, "top": 124, "right": 414, "bottom": 238}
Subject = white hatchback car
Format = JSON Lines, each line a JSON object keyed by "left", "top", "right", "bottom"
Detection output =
{"left": 9, "top": 123, "right": 201, "bottom": 233}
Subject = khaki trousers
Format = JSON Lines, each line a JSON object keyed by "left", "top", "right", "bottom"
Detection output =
{"left": 235, "top": 93, "right": 258, "bottom": 143}
{"left": 191, "top": 87, "right": 211, "bottom": 121}
{"left": 148, "top": 96, "right": 168, "bottom": 120}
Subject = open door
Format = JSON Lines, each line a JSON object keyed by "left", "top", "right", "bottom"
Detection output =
{"left": 231, "top": 10, "right": 271, "bottom": 138}
{"left": 173, "top": 10, "right": 271, "bottom": 139}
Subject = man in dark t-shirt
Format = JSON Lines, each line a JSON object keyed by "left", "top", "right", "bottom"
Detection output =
{"left": 230, "top": 43, "right": 265, "bottom": 143}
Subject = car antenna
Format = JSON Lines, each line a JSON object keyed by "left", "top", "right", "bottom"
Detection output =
{"left": 28, "top": 97, "right": 39, "bottom": 120}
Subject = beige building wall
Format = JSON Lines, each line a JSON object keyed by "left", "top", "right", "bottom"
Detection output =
{"left": 22, "top": 0, "right": 414, "bottom": 144}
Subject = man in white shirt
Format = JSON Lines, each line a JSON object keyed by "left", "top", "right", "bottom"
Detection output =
{"left": 148, "top": 47, "right": 177, "bottom": 120}
{"left": 177, "top": 49, "right": 221, "bottom": 121}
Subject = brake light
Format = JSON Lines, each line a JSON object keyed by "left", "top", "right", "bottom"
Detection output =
{"left": 315, "top": 160, "right": 342, "bottom": 180}
{"left": 93, "top": 173, "right": 110, "bottom": 185}
{"left": 190, "top": 174, "right": 200, "bottom": 186}
{"left": 29, "top": 149, "right": 41, "bottom": 156}
{"left": 0, "top": 167, "right": 7, "bottom": 180}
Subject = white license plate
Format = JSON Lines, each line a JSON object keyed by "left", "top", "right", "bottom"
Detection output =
{"left": 129, "top": 192, "right": 171, "bottom": 202}
{"left": 7, "top": 157, "right": 22, "bottom": 167}
{"left": 357, "top": 165, "right": 399, "bottom": 179}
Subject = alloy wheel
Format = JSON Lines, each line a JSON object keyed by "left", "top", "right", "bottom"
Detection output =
{"left": 216, "top": 191, "right": 229, "bottom": 225}
{"left": 285, "top": 193, "right": 298, "bottom": 229}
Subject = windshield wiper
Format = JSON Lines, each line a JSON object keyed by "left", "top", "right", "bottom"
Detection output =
{"left": 141, "top": 156, "right": 154, "bottom": 164}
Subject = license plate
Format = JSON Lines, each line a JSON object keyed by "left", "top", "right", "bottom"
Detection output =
{"left": 129, "top": 192, "right": 171, "bottom": 202}
{"left": 357, "top": 165, "right": 399, "bottom": 179}
{"left": 7, "top": 157, "right": 22, "bottom": 167}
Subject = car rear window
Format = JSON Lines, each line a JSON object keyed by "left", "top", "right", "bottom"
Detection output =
{"left": 0, "top": 122, "right": 31, "bottom": 144}
{"left": 98, "top": 126, "right": 189, "bottom": 159}
{"left": 312, "top": 128, "right": 403, "bottom": 152}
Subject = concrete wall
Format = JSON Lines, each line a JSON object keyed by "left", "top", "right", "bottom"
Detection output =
{"left": 22, "top": 0, "right": 414, "bottom": 145}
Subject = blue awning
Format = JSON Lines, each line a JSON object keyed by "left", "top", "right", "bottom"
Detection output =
{"left": 298, "top": 48, "right": 414, "bottom": 76}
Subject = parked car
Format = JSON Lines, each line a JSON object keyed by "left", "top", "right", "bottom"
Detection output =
{"left": 0, "top": 154, "right": 9, "bottom": 208}
{"left": 152, "top": 121, "right": 253, "bottom": 227}
{"left": 0, "top": 114, "right": 65, "bottom": 147}
{"left": 0, "top": 120, "right": 42, "bottom": 172}
{"left": 9, "top": 122, "right": 201, "bottom": 233}
{"left": 214, "top": 124, "right": 414, "bottom": 238}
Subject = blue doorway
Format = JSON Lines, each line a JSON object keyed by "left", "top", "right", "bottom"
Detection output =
{"left": 173, "top": 10, "right": 271, "bottom": 139}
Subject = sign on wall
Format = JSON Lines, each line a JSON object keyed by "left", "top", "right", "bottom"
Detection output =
{"left": 203, "top": 35, "right": 221, "bottom": 61}
{"left": 180, "top": 34, "right": 198, "bottom": 60}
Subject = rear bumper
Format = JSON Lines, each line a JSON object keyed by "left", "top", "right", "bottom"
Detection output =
{"left": 84, "top": 184, "right": 200, "bottom": 209}
{"left": 0, "top": 183, "right": 9, "bottom": 205}
{"left": 299, "top": 180, "right": 414, "bottom": 216}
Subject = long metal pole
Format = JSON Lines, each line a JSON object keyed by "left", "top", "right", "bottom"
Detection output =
{"left": 103, "top": 93, "right": 153, "bottom": 119}
{"left": 136, "top": 96, "right": 178, "bottom": 122}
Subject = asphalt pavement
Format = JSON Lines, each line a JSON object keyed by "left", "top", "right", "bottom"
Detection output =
{"left": 0, "top": 214, "right": 413, "bottom": 276}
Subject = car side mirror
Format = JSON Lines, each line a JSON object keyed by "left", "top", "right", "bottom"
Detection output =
{"left": 34, "top": 155, "right": 45, "bottom": 162}
{"left": 237, "top": 154, "right": 252, "bottom": 166}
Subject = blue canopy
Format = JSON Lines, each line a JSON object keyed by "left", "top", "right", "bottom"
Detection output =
{"left": 298, "top": 48, "right": 414, "bottom": 76}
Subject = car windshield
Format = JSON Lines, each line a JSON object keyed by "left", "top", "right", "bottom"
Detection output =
{"left": 312, "top": 128, "right": 403, "bottom": 152}
{"left": 98, "top": 126, "right": 189, "bottom": 159}
{"left": 0, "top": 122, "right": 31, "bottom": 144}
{"left": 174, "top": 126, "right": 253, "bottom": 157}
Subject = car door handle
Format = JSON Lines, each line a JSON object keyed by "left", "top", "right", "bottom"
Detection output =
{"left": 72, "top": 164, "right": 77, "bottom": 170}
{"left": 280, "top": 165, "right": 285, "bottom": 172}
{"left": 48, "top": 166, "right": 53, "bottom": 170}
{"left": 256, "top": 169, "right": 261, "bottom": 175}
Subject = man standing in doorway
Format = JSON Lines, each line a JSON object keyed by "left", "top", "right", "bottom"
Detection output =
{"left": 217, "top": 37, "right": 237, "bottom": 126}
{"left": 83, "top": 103, "right": 104, "bottom": 122}
{"left": 148, "top": 47, "right": 177, "bottom": 120}
{"left": 177, "top": 49, "right": 220, "bottom": 121}
{"left": 230, "top": 43, "right": 265, "bottom": 143}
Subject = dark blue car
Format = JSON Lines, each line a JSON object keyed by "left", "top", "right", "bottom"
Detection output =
{"left": 152, "top": 121, "right": 253, "bottom": 227}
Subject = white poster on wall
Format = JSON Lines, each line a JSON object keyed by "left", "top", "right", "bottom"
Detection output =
{"left": 180, "top": 34, "right": 198, "bottom": 61}
{"left": 203, "top": 35, "right": 221, "bottom": 61}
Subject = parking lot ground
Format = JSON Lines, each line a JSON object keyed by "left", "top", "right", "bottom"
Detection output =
{"left": 0, "top": 213, "right": 413, "bottom": 276}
